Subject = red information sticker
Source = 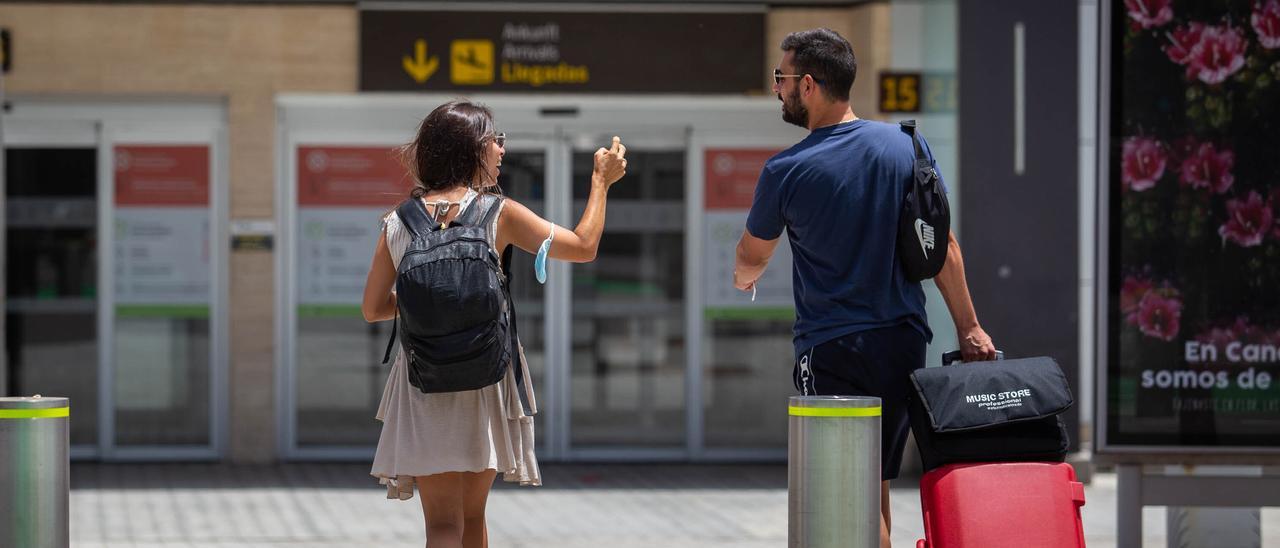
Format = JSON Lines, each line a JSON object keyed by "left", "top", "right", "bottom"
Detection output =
{"left": 115, "top": 146, "right": 210, "bottom": 206}
{"left": 704, "top": 149, "right": 778, "bottom": 210}
{"left": 297, "top": 147, "right": 413, "bottom": 207}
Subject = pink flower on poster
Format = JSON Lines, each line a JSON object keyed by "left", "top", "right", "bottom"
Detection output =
{"left": 1126, "top": 0, "right": 1174, "bottom": 29}
{"left": 1179, "top": 141, "right": 1235, "bottom": 193}
{"left": 1164, "top": 22, "right": 1205, "bottom": 78}
{"left": 1219, "top": 191, "right": 1274, "bottom": 247}
{"left": 1136, "top": 291, "right": 1183, "bottom": 341}
{"left": 1121, "top": 275, "right": 1154, "bottom": 322}
{"left": 1122, "top": 136, "right": 1167, "bottom": 191}
{"left": 1253, "top": 0, "right": 1280, "bottom": 49}
{"left": 1188, "top": 23, "right": 1249, "bottom": 84}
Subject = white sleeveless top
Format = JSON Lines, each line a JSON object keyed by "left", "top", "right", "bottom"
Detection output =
{"left": 370, "top": 192, "right": 541, "bottom": 499}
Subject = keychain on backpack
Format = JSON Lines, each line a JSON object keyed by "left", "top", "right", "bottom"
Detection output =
{"left": 534, "top": 223, "right": 555, "bottom": 284}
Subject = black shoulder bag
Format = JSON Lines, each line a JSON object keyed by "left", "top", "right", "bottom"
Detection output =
{"left": 897, "top": 120, "right": 951, "bottom": 281}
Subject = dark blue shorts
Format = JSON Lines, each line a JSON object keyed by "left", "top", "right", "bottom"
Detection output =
{"left": 792, "top": 323, "right": 927, "bottom": 481}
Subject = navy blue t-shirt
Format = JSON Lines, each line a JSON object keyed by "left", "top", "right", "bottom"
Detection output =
{"left": 746, "top": 119, "right": 942, "bottom": 359}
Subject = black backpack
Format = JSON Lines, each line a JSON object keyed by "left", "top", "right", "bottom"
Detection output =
{"left": 897, "top": 120, "right": 951, "bottom": 281}
{"left": 381, "top": 193, "right": 529, "bottom": 410}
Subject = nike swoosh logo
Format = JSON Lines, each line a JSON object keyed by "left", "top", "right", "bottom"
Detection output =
{"left": 915, "top": 218, "right": 930, "bottom": 259}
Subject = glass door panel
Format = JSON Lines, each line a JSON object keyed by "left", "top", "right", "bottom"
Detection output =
{"left": 568, "top": 146, "right": 686, "bottom": 448}
{"left": 700, "top": 147, "right": 794, "bottom": 449}
{"left": 496, "top": 147, "right": 548, "bottom": 451}
{"left": 5, "top": 146, "right": 100, "bottom": 447}
{"left": 110, "top": 143, "right": 214, "bottom": 447}
{"left": 703, "top": 318, "right": 793, "bottom": 448}
{"left": 293, "top": 145, "right": 406, "bottom": 447}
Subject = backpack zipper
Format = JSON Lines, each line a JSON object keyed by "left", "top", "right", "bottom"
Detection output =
{"left": 402, "top": 236, "right": 492, "bottom": 257}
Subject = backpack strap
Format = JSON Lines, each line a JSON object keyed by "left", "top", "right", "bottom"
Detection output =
{"left": 478, "top": 194, "right": 506, "bottom": 229}
{"left": 381, "top": 310, "right": 398, "bottom": 364}
{"left": 899, "top": 119, "right": 939, "bottom": 188}
{"left": 899, "top": 119, "right": 926, "bottom": 160}
{"left": 396, "top": 197, "right": 438, "bottom": 237}
{"left": 479, "top": 194, "right": 506, "bottom": 245}
{"left": 453, "top": 193, "right": 507, "bottom": 252}
{"left": 381, "top": 198, "right": 435, "bottom": 364}
{"left": 454, "top": 193, "right": 504, "bottom": 226}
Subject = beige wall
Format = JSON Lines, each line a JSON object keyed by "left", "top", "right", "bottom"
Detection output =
{"left": 767, "top": 4, "right": 893, "bottom": 121}
{"left": 0, "top": 3, "right": 358, "bottom": 463}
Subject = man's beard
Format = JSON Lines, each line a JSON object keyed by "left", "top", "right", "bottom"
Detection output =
{"left": 780, "top": 88, "right": 808, "bottom": 128}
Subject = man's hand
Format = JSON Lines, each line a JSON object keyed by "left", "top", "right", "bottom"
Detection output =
{"left": 958, "top": 325, "right": 997, "bottom": 362}
{"left": 733, "top": 271, "right": 757, "bottom": 292}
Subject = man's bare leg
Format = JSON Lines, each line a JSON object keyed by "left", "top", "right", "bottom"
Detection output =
{"left": 880, "top": 480, "right": 892, "bottom": 548}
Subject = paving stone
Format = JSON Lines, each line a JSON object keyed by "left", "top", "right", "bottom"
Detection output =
{"left": 67, "top": 463, "right": 1280, "bottom": 547}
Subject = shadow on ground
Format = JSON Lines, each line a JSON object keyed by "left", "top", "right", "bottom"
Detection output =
{"left": 71, "top": 463, "right": 793, "bottom": 491}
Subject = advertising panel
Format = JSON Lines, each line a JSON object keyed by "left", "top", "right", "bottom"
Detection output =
{"left": 1103, "top": 0, "right": 1280, "bottom": 451}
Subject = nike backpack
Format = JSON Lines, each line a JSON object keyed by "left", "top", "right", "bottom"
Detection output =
{"left": 381, "top": 193, "right": 522, "bottom": 397}
{"left": 897, "top": 120, "right": 951, "bottom": 282}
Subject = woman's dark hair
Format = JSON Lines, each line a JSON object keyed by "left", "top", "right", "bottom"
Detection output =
{"left": 401, "top": 99, "right": 497, "bottom": 198}
{"left": 781, "top": 28, "right": 857, "bottom": 102}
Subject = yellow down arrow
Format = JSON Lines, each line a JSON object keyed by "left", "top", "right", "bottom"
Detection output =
{"left": 403, "top": 39, "right": 439, "bottom": 84}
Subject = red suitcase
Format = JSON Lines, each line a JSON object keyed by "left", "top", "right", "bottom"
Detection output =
{"left": 916, "top": 462, "right": 1086, "bottom": 548}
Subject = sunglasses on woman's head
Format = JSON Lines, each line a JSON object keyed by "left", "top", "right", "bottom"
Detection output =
{"left": 493, "top": 132, "right": 507, "bottom": 148}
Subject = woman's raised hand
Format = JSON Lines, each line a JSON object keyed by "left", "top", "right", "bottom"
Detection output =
{"left": 592, "top": 136, "right": 628, "bottom": 187}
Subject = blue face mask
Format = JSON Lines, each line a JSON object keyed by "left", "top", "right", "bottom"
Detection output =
{"left": 534, "top": 224, "right": 555, "bottom": 284}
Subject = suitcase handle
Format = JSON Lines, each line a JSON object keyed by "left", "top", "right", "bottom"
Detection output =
{"left": 941, "top": 349, "right": 1004, "bottom": 366}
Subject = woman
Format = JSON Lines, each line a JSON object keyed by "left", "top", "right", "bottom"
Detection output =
{"left": 361, "top": 99, "right": 627, "bottom": 548}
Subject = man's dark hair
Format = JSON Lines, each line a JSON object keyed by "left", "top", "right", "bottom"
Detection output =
{"left": 781, "top": 28, "right": 856, "bottom": 102}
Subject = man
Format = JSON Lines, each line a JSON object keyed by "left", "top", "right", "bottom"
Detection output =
{"left": 733, "top": 28, "right": 997, "bottom": 548}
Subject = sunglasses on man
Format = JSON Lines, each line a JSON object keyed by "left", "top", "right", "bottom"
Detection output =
{"left": 773, "top": 69, "right": 826, "bottom": 86}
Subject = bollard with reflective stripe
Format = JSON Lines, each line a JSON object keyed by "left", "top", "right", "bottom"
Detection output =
{"left": 0, "top": 396, "right": 70, "bottom": 548}
{"left": 788, "top": 395, "right": 881, "bottom": 548}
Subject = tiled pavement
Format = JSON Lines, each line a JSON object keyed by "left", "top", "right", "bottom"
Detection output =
{"left": 69, "top": 463, "right": 1279, "bottom": 547}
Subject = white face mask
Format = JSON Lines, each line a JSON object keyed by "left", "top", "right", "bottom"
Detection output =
{"left": 534, "top": 223, "right": 554, "bottom": 284}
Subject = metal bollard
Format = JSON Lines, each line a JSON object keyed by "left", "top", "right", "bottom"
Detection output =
{"left": 0, "top": 396, "right": 70, "bottom": 548}
{"left": 788, "top": 395, "right": 881, "bottom": 548}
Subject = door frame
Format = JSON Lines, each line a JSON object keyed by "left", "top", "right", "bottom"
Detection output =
{"left": 100, "top": 121, "right": 228, "bottom": 461}
{"left": 556, "top": 123, "right": 691, "bottom": 461}
{"left": 1, "top": 116, "right": 99, "bottom": 459}
{"left": 2, "top": 97, "right": 229, "bottom": 461}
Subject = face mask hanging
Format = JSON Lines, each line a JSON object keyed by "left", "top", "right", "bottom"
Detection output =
{"left": 534, "top": 223, "right": 555, "bottom": 284}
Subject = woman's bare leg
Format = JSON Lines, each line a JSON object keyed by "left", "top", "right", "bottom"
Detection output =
{"left": 461, "top": 470, "right": 498, "bottom": 548}
{"left": 418, "top": 473, "right": 465, "bottom": 548}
